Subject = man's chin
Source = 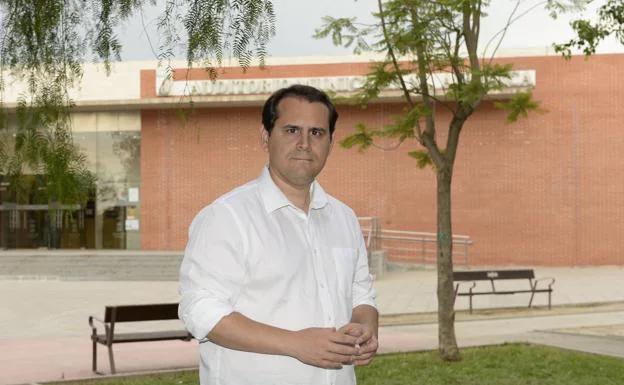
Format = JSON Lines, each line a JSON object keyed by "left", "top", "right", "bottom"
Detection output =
{"left": 286, "top": 173, "right": 317, "bottom": 187}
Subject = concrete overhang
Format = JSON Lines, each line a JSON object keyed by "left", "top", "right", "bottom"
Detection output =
{"left": 0, "top": 70, "right": 535, "bottom": 112}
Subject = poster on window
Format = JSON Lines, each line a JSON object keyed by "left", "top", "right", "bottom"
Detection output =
{"left": 125, "top": 219, "right": 139, "bottom": 231}
{"left": 128, "top": 187, "right": 139, "bottom": 203}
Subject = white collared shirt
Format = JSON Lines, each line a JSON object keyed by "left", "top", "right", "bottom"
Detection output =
{"left": 179, "top": 166, "right": 377, "bottom": 385}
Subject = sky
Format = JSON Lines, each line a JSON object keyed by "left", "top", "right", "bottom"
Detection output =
{"left": 117, "top": 0, "right": 623, "bottom": 62}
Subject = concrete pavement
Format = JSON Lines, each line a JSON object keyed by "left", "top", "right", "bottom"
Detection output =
{"left": 378, "top": 309, "right": 624, "bottom": 356}
{"left": 0, "top": 266, "right": 623, "bottom": 384}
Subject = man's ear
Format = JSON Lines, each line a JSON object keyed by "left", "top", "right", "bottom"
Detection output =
{"left": 260, "top": 126, "right": 269, "bottom": 151}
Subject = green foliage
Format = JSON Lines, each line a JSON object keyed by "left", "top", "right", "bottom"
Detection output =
{"left": 495, "top": 91, "right": 543, "bottom": 123}
{"left": 5, "top": 75, "right": 95, "bottom": 206}
{"left": 0, "top": 0, "right": 275, "bottom": 74}
{"left": 46, "top": 344, "right": 624, "bottom": 385}
{"left": 553, "top": 0, "right": 624, "bottom": 58}
{"left": 408, "top": 149, "right": 432, "bottom": 168}
{"left": 324, "top": 1, "right": 515, "bottom": 165}
{"left": 47, "top": 370, "right": 200, "bottom": 385}
{"left": 314, "top": 16, "right": 373, "bottom": 54}
{"left": 340, "top": 122, "right": 375, "bottom": 152}
{"left": 379, "top": 106, "right": 422, "bottom": 141}
{"left": 182, "top": 0, "right": 276, "bottom": 69}
{"left": 0, "top": 0, "right": 147, "bottom": 82}
{"left": 356, "top": 343, "right": 624, "bottom": 385}
{"left": 0, "top": 0, "right": 276, "bottom": 226}
{"left": 478, "top": 63, "right": 514, "bottom": 90}
{"left": 356, "top": 60, "right": 412, "bottom": 105}
{"left": 0, "top": 138, "right": 7, "bottom": 172}
{"left": 555, "top": 19, "right": 611, "bottom": 58}
{"left": 0, "top": 1, "right": 143, "bottom": 210}
{"left": 320, "top": 1, "right": 541, "bottom": 165}
{"left": 37, "top": 129, "right": 96, "bottom": 206}
{"left": 445, "top": 63, "right": 516, "bottom": 112}
{"left": 545, "top": 0, "right": 592, "bottom": 18}
{"left": 321, "top": 1, "right": 545, "bottom": 360}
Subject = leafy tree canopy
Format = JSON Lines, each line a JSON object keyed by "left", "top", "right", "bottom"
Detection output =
{"left": 0, "top": 0, "right": 276, "bottom": 208}
{"left": 315, "top": 0, "right": 587, "bottom": 361}
{"left": 553, "top": 0, "right": 624, "bottom": 57}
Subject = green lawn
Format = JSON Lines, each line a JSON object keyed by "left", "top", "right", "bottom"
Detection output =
{"left": 357, "top": 343, "right": 623, "bottom": 385}
{"left": 54, "top": 344, "right": 623, "bottom": 385}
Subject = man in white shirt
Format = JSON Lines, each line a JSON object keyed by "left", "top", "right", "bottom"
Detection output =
{"left": 179, "top": 84, "right": 379, "bottom": 385}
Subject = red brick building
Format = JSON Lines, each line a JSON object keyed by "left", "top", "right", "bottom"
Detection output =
{"left": 2, "top": 53, "right": 622, "bottom": 266}
{"left": 140, "top": 54, "right": 624, "bottom": 266}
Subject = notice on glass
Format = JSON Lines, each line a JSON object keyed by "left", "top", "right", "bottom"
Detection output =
{"left": 125, "top": 219, "right": 140, "bottom": 231}
{"left": 128, "top": 187, "right": 139, "bottom": 203}
{"left": 126, "top": 206, "right": 137, "bottom": 219}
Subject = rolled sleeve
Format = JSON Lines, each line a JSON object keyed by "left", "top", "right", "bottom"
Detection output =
{"left": 351, "top": 223, "right": 378, "bottom": 310}
{"left": 178, "top": 202, "right": 247, "bottom": 339}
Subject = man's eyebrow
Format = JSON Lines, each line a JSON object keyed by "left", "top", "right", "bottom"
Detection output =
{"left": 281, "top": 124, "right": 327, "bottom": 132}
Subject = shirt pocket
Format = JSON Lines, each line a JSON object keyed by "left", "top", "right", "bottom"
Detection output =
{"left": 331, "top": 247, "right": 358, "bottom": 301}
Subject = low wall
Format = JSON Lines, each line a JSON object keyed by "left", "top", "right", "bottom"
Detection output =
{"left": 0, "top": 250, "right": 184, "bottom": 281}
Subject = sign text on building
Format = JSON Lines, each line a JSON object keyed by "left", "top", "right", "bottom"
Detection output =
{"left": 156, "top": 70, "right": 536, "bottom": 98}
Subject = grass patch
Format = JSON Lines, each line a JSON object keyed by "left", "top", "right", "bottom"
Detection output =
{"left": 50, "top": 344, "right": 623, "bottom": 385}
{"left": 357, "top": 343, "right": 623, "bottom": 385}
{"left": 51, "top": 370, "right": 199, "bottom": 385}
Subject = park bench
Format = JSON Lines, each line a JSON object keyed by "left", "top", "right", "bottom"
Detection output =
{"left": 88, "top": 303, "right": 193, "bottom": 374}
{"left": 453, "top": 269, "right": 555, "bottom": 314}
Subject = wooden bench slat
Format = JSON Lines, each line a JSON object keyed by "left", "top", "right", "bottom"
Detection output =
{"left": 457, "top": 289, "right": 552, "bottom": 296}
{"left": 104, "top": 303, "right": 180, "bottom": 322}
{"left": 94, "top": 330, "right": 192, "bottom": 344}
{"left": 453, "top": 269, "right": 535, "bottom": 281}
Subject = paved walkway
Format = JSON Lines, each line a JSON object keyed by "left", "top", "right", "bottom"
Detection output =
{"left": 0, "top": 266, "right": 623, "bottom": 384}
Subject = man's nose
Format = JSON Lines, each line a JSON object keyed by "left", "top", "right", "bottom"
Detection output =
{"left": 297, "top": 133, "right": 310, "bottom": 150}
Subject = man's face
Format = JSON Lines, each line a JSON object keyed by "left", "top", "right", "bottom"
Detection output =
{"left": 262, "top": 96, "right": 333, "bottom": 188}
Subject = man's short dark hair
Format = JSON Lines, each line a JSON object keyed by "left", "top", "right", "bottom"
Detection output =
{"left": 262, "top": 84, "right": 339, "bottom": 137}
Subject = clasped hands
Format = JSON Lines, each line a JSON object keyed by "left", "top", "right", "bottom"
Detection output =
{"left": 292, "top": 323, "right": 378, "bottom": 369}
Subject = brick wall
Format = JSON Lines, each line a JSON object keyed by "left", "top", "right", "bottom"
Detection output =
{"left": 140, "top": 54, "right": 624, "bottom": 266}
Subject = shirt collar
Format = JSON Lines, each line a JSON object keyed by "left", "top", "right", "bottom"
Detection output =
{"left": 257, "top": 165, "right": 329, "bottom": 214}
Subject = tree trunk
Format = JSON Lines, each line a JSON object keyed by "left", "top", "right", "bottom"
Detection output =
{"left": 48, "top": 211, "right": 58, "bottom": 249}
{"left": 48, "top": 201, "right": 61, "bottom": 249}
{"left": 436, "top": 166, "right": 460, "bottom": 361}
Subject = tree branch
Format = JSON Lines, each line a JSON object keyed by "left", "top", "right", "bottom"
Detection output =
{"left": 462, "top": 0, "right": 479, "bottom": 71}
{"left": 377, "top": 0, "right": 421, "bottom": 145}
{"left": 377, "top": 0, "right": 415, "bottom": 110}
{"left": 409, "top": 7, "right": 440, "bottom": 160}
{"left": 405, "top": 85, "right": 456, "bottom": 115}
{"left": 371, "top": 141, "right": 404, "bottom": 151}
{"left": 445, "top": 115, "right": 463, "bottom": 168}
{"left": 484, "top": 0, "right": 547, "bottom": 63}
{"left": 139, "top": 3, "right": 159, "bottom": 60}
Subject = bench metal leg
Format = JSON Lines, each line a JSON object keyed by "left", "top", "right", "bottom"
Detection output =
{"left": 107, "top": 345, "right": 116, "bottom": 374}
{"left": 528, "top": 291, "right": 536, "bottom": 308}
{"left": 528, "top": 281, "right": 538, "bottom": 308}
{"left": 548, "top": 290, "right": 552, "bottom": 309}
{"left": 92, "top": 339, "right": 97, "bottom": 373}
